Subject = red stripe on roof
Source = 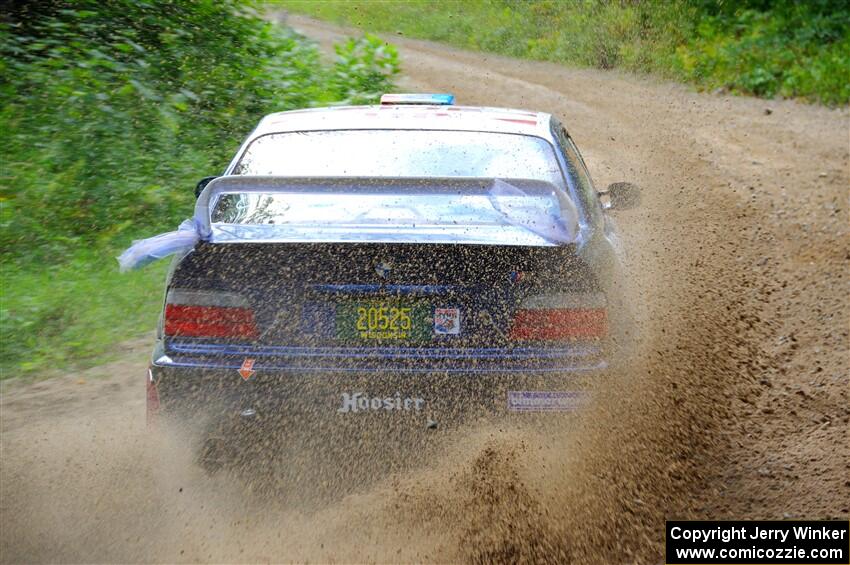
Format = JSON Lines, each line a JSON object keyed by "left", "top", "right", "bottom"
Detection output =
{"left": 494, "top": 118, "right": 538, "bottom": 126}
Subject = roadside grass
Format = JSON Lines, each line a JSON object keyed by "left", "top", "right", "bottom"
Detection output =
{"left": 1, "top": 253, "right": 167, "bottom": 379}
{"left": 279, "top": 0, "right": 850, "bottom": 105}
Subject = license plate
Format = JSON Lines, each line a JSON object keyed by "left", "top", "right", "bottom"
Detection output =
{"left": 336, "top": 302, "right": 431, "bottom": 341}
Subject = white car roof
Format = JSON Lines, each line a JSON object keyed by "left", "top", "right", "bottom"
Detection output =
{"left": 251, "top": 104, "right": 555, "bottom": 139}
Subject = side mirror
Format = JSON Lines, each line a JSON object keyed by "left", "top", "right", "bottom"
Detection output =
{"left": 195, "top": 176, "right": 219, "bottom": 198}
{"left": 599, "top": 182, "right": 640, "bottom": 211}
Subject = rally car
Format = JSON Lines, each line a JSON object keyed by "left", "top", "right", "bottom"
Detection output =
{"left": 144, "top": 94, "right": 640, "bottom": 471}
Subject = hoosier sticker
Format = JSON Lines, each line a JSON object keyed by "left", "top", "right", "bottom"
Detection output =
{"left": 434, "top": 307, "right": 461, "bottom": 335}
{"left": 507, "top": 391, "right": 584, "bottom": 412}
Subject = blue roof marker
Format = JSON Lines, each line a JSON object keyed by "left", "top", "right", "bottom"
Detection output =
{"left": 380, "top": 93, "right": 455, "bottom": 105}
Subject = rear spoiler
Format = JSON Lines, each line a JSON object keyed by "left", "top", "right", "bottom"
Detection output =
{"left": 119, "top": 176, "right": 579, "bottom": 271}
{"left": 196, "top": 175, "right": 579, "bottom": 240}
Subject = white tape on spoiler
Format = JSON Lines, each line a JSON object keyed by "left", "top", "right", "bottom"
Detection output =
{"left": 116, "top": 176, "right": 239, "bottom": 271}
{"left": 115, "top": 176, "right": 229, "bottom": 272}
{"left": 116, "top": 218, "right": 200, "bottom": 272}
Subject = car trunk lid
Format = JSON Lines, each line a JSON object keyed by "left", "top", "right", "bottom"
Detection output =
{"left": 167, "top": 241, "right": 603, "bottom": 350}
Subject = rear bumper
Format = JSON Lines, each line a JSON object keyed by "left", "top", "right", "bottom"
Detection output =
{"left": 157, "top": 338, "right": 606, "bottom": 373}
{"left": 151, "top": 339, "right": 606, "bottom": 425}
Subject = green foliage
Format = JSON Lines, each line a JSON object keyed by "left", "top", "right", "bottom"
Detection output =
{"left": 281, "top": 0, "right": 849, "bottom": 105}
{"left": 331, "top": 34, "right": 400, "bottom": 104}
{"left": 674, "top": 1, "right": 850, "bottom": 104}
{"left": 0, "top": 1, "right": 399, "bottom": 377}
{"left": 1, "top": 255, "right": 169, "bottom": 376}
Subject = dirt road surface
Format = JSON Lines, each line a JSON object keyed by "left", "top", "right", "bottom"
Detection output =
{"left": 2, "top": 16, "right": 848, "bottom": 563}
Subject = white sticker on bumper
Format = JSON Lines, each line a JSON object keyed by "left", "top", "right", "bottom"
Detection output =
{"left": 507, "top": 391, "right": 584, "bottom": 412}
{"left": 434, "top": 307, "right": 461, "bottom": 335}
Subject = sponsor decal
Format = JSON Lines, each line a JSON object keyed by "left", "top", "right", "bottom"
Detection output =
{"left": 338, "top": 392, "right": 425, "bottom": 413}
{"left": 238, "top": 358, "right": 255, "bottom": 380}
{"left": 507, "top": 391, "right": 584, "bottom": 412}
{"left": 434, "top": 307, "right": 461, "bottom": 335}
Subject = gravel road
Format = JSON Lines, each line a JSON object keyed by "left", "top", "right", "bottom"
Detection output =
{"left": 1, "top": 16, "right": 847, "bottom": 563}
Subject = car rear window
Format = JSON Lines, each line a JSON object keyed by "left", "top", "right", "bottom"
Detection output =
{"left": 233, "top": 130, "right": 566, "bottom": 189}
{"left": 212, "top": 187, "right": 558, "bottom": 226}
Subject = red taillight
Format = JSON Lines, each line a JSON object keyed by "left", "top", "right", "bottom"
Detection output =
{"left": 164, "top": 289, "right": 258, "bottom": 339}
{"left": 510, "top": 308, "right": 607, "bottom": 340}
{"left": 509, "top": 293, "right": 607, "bottom": 341}
{"left": 164, "top": 304, "right": 258, "bottom": 338}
